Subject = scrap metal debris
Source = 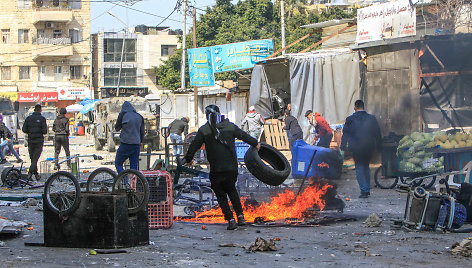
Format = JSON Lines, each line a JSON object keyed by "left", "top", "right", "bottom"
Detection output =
{"left": 451, "top": 238, "right": 472, "bottom": 257}
{"left": 364, "top": 213, "right": 382, "bottom": 228}
{"left": 354, "top": 244, "right": 381, "bottom": 257}
{"left": 0, "top": 218, "right": 28, "bottom": 236}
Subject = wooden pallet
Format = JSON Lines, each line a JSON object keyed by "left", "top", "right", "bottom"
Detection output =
{"left": 261, "top": 119, "right": 289, "bottom": 151}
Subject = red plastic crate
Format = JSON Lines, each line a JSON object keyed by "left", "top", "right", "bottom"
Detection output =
{"left": 140, "top": 170, "right": 173, "bottom": 229}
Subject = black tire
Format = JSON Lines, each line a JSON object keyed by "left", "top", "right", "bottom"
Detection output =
{"left": 44, "top": 171, "right": 81, "bottom": 215}
{"left": 374, "top": 166, "right": 399, "bottom": 189}
{"left": 244, "top": 142, "right": 290, "bottom": 186}
{"left": 4, "top": 169, "right": 21, "bottom": 188}
{"left": 86, "top": 167, "right": 117, "bottom": 192}
{"left": 1, "top": 167, "right": 14, "bottom": 186}
{"left": 112, "top": 169, "right": 149, "bottom": 214}
{"left": 107, "top": 129, "right": 116, "bottom": 152}
{"left": 94, "top": 134, "right": 103, "bottom": 151}
{"left": 421, "top": 175, "right": 437, "bottom": 189}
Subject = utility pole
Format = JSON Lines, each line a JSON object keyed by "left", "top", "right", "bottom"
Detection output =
{"left": 181, "top": 0, "right": 187, "bottom": 90}
{"left": 107, "top": 11, "right": 127, "bottom": 97}
{"left": 90, "top": 36, "right": 94, "bottom": 100}
{"left": 192, "top": 7, "right": 198, "bottom": 126}
{"left": 281, "top": 0, "right": 286, "bottom": 54}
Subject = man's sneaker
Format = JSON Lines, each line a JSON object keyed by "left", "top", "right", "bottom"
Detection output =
{"left": 16, "top": 159, "right": 23, "bottom": 163}
{"left": 34, "top": 173, "right": 41, "bottom": 181}
{"left": 227, "top": 219, "right": 238, "bottom": 230}
{"left": 359, "top": 192, "right": 370, "bottom": 198}
{"left": 0, "top": 159, "right": 7, "bottom": 164}
{"left": 237, "top": 215, "right": 246, "bottom": 226}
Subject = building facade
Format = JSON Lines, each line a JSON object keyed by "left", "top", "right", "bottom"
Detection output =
{"left": 0, "top": 0, "right": 91, "bottom": 117}
{"left": 93, "top": 26, "right": 180, "bottom": 99}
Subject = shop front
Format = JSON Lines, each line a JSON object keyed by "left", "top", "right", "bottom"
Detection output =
{"left": 17, "top": 92, "right": 58, "bottom": 126}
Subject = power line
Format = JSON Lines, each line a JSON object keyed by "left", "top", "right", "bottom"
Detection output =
{"left": 156, "top": 0, "right": 183, "bottom": 27}
{"left": 112, "top": 2, "right": 192, "bottom": 26}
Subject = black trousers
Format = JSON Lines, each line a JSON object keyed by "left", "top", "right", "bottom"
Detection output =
{"left": 317, "top": 133, "right": 333, "bottom": 148}
{"left": 28, "top": 141, "right": 44, "bottom": 174}
{"left": 210, "top": 171, "right": 243, "bottom": 221}
{"left": 54, "top": 135, "right": 70, "bottom": 166}
{"left": 289, "top": 131, "right": 304, "bottom": 152}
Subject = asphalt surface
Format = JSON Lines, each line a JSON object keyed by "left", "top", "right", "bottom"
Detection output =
{"left": 0, "top": 135, "right": 471, "bottom": 267}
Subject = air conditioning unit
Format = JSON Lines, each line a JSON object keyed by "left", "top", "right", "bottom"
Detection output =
{"left": 46, "top": 22, "right": 55, "bottom": 29}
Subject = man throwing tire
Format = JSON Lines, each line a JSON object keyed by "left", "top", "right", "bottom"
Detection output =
{"left": 184, "top": 105, "right": 261, "bottom": 230}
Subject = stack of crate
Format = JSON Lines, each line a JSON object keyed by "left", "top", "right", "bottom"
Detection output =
{"left": 140, "top": 170, "right": 173, "bottom": 229}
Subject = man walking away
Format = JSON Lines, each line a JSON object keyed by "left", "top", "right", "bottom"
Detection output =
{"left": 53, "top": 108, "right": 71, "bottom": 170}
{"left": 185, "top": 105, "right": 260, "bottom": 230}
{"left": 341, "top": 100, "right": 381, "bottom": 198}
{"left": 305, "top": 110, "right": 333, "bottom": 148}
{"left": 241, "top": 106, "right": 265, "bottom": 139}
{"left": 168, "top": 117, "right": 189, "bottom": 157}
{"left": 22, "top": 104, "right": 47, "bottom": 180}
{"left": 114, "top": 101, "right": 144, "bottom": 174}
{"left": 283, "top": 110, "right": 303, "bottom": 152}
{"left": 0, "top": 114, "right": 22, "bottom": 164}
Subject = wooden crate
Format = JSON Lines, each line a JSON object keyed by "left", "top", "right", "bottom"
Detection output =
{"left": 261, "top": 119, "right": 289, "bottom": 151}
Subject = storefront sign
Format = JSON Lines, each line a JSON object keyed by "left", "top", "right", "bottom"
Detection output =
{"left": 188, "top": 39, "right": 274, "bottom": 87}
{"left": 0, "top": 92, "right": 18, "bottom": 102}
{"left": 356, "top": 0, "right": 416, "bottom": 43}
{"left": 58, "top": 87, "right": 92, "bottom": 100}
{"left": 18, "top": 92, "right": 58, "bottom": 102}
{"left": 101, "top": 87, "right": 148, "bottom": 98}
{"left": 103, "top": 63, "right": 136, "bottom": 68}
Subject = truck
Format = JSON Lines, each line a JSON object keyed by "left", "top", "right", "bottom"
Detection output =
{"left": 0, "top": 98, "right": 17, "bottom": 141}
{"left": 92, "top": 96, "right": 158, "bottom": 152}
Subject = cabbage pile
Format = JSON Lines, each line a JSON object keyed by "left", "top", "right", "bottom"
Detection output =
{"left": 397, "top": 132, "right": 443, "bottom": 173}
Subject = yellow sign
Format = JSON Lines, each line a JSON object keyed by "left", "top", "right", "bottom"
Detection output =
{"left": 0, "top": 92, "right": 18, "bottom": 102}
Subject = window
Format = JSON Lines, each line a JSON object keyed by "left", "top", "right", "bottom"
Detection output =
{"left": 70, "top": 66, "right": 81, "bottom": 79}
{"left": 54, "top": 66, "right": 62, "bottom": 81}
{"left": 18, "top": 29, "right": 29, "bottom": 44}
{"left": 53, "top": 30, "right": 62, "bottom": 38}
{"left": 69, "top": 29, "right": 80, "bottom": 43}
{"left": 35, "top": 0, "right": 44, "bottom": 7}
{"left": 19, "top": 66, "right": 31, "bottom": 80}
{"left": 38, "top": 66, "right": 46, "bottom": 81}
{"left": 161, "top": 45, "right": 177, "bottom": 56}
{"left": 37, "top": 29, "right": 45, "bottom": 39}
{"left": 18, "top": 0, "right": 32, "bottom": 9}
{"left": 53, "top": 0, "right": 60, "bottom": 7}
{"left": 104, "top": 68, "right": 136, "bottom": 86}
{"left": 1, "top": 29, "right": 9, "bottom": 44}
{"left": 1, "top": 67, "right": 11, "bottom": 80}
{"left": 104, "top": 39, "right": 136, "bottom": 62}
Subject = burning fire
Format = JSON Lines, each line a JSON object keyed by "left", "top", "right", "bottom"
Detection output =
{"left": 176, "top": 182, "right": 332, "bottom": 224}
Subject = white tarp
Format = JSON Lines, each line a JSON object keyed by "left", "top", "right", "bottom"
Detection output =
{"left": 356, "top": 0, "right": 416, "bottom": 43}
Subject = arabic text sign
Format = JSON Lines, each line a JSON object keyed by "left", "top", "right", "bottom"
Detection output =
{"left": 356, "top": 0, "right": 416, "bottom": 43}
{"left": 18, "top": 92, "right": 58, "bottom": 103}
{"left": 188, "top": 47, "right": 214, "bottom": 87}
{"left": 58, "top": 87, "right": 92, "bottom": 100}
{"left": 211, "top": 39, "right": 274, "bottom": 73}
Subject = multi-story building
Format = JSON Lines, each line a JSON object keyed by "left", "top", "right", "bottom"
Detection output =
{"left": 0, "top": 0, "right": 91, "bottom": 117}
{"left": 93, "top": 25, "right": 180, "bottom": 99}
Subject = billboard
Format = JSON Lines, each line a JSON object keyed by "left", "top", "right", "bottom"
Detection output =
{"left": 57, "top": 87, "right": 92, "bottom": 100}
{"left": 188, "top": 39, "right": 274, "bottom": 87}
{"left": 356, "top": 0, "right": 416, "bottom": 43}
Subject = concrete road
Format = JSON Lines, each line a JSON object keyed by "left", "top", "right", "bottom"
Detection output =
{"left": 0, "top": 135, "right": 471, "bottom": 267}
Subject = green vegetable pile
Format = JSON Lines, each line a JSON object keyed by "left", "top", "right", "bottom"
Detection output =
{"left": 397, "top": 132, "right": 444, "bottom": 173}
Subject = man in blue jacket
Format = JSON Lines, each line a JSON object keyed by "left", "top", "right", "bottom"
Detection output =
{"left": 341, "top": 100, "right": 381, "bottom": 198}
{"left": 114, "top": 101, "right": 144, "bottom": 173}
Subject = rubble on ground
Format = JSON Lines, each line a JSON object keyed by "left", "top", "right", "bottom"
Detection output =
{"left": 451, "top": 238, "right": 472, "bottom": 257}
{"left": 365, "top": 213, "right": 382, "bottom": 228}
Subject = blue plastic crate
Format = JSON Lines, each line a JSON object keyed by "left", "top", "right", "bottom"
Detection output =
{"left": 235, "top": 141, "right": 250, "bottom": 161}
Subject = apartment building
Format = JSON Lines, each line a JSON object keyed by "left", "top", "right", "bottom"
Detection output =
{"left": 93, "top": 26, "right": 180, "bottom": 99}
{"left": 0, "top": 0, "right": 91, "bottom": 116}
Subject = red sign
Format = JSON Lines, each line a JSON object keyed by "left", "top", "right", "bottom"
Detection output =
{"left": 18, "top": 92, "right": 58, "bottom": 103}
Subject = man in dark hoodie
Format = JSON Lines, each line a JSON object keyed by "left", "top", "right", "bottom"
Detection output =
{"left": 114, "top": 101, "right": 144, "bottom": 173}
{"left": 184, "top": 105, "right": 261, "bottom": 230}
{"left": 168, "top": 117, "right": 189, "bottom": 157}
{"left": 283, "top": 109, "right": 303, "bottom": 151}
{"left": 0, "top": 114, "right": 22, "bottom": 164}
{"left": 22, "top": 104, "right": 47, "bottom": 180}
{"left": 53, "top": 108, "right": 70, "bottom": 170}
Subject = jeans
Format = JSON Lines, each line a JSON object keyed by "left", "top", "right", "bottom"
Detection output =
{"left": 170, "top": 133, "right": 183, "bottom": 156}
{"left": 115, "top": 143, "right": 140, "bottom": 174}
{"left": 353, "top": 153, "right": 372, "bottom": 194}
{"left": 0, "top": 140, "right": 21, "bottom": 160}
{"left": 54, "top": 135, "right": 70, "bottom": 166}
{"left": 28, "top": 141, "right": 44, "bottom": 174}
{"left": 317, "top": 133, "right": 333, "bottom": 148}
{"left": 210, "top": 171, "right": 243, "bottom": 221}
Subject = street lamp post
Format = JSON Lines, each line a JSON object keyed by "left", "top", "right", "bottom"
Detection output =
{"left": 107, "top": 11, "right": 128, "bottom": 97}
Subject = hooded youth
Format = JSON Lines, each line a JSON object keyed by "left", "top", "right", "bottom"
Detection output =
{"left": 115, "top": 101, "right": 145, "bottom": 145}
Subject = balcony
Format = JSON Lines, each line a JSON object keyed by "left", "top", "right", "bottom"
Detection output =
{"left": 32, "top": 38, "right": 73, "bottom": 59}
{"left": 32, "top": 1, "right": 73, "bottom": 23}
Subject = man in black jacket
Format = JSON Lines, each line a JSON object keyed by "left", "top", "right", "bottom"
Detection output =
{"left": 0, "top": 114, "right": 22, "bottom": 164}
{"left": 184, "top": 105, "right": 260, "bottom": 230}
{"left": 168, "top": 117, "right": 189, "bottom": 157}
{"left": 341, "top": 100, "right": 381, "bottom": 198}
{"left": 22, "top": 104, "right": 47, "bottom": 180}
{"left": 53, "top": 108, "right": 70, "bottom": 170}
{"left": 283, "top": 109, "right": 303, "bottom": 151}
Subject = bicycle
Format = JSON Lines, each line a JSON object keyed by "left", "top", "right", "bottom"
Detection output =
{"left": 374, "top": 165, "right": 439, "bottom": 189}
{"left": 3, "top": 162, "right": 43, "bottom": 189}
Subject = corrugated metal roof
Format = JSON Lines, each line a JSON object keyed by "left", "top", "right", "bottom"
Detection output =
{"left": 301, "top": 18, "right": 356, "bottom": 29}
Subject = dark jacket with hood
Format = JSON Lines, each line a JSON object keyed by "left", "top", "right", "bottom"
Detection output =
{"left": 341, "top": 110, "right": 381, "bottom": 155}
{"left": 115, "top": 101, "right": 145, "bottom": 145}
{"left": 0, "top": 122, "right": 13, "bottom": 140}
{"left": 53, "top": 115, "right": 70, "bottom": 136}
{"left": 169, "top": 118, "right": 189, "bottom": 136}
{"left": 22, "top": 112, "right": 47, "bottom": 143}
{"left": 284, "top": 115, "right": 303, "bottom": 136}
{"left": 185, "top": 119, "right": 258, "bottom": 173}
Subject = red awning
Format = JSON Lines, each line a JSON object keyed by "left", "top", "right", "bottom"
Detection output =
{"left": 18, "top": 92, "right": 58, "bottom": 103}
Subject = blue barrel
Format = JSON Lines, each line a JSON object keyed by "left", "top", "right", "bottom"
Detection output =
{"left": 291, "top": 139, "right": 343, "bottom": 179}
